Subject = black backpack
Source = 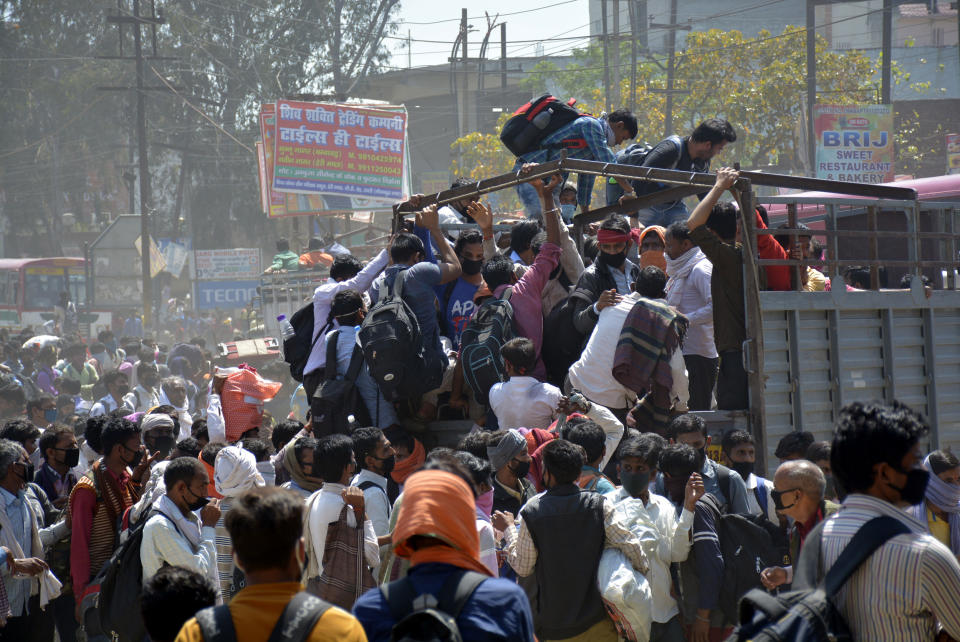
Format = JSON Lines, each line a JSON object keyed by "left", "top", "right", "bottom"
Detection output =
{"left": 605, "top": 134, "right": 683, "bottom": 205}
{"left": 728, "top": 515, "right": 910, "bottom": 642}
{"left": 310, "top": 329, "right": 371, "bottom": 436}
{"left": 381, "top": 569, "right": 488, "bottom": 642}
{"left": 359, "top": 270, "right": 433, "bottom": 402}
{"left": 500, "top": 93, "right": 585, "bottom": 157}
{"left": 540, "top": 296, "right": 585, "bottom": 387}
{"left": 196, "top": 591, "right": 332, "bottom": 642}
{"left": 458, "top": 287, "right": 515, "bottom": 405}
{"left": 84, "top": 509, "right": 180, "bottom": 641}
{"left": 699, "top": 493, "right": 790, "bottom": 625}
{"left": 283, "top": 301, "right": 331, "bottom": 382}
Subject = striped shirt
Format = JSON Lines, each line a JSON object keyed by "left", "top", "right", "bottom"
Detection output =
{"left": 819, "top": 493, "right": 960, "bottom": 641}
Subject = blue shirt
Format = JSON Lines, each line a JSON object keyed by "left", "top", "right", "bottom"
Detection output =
{"left": 371, "top": 262, "right": 444, "bottom": 363}
{"left": 435, "top": 278, "right": 479, "bottom": 349}
{"left": 518, "top": 116, "right": 617, "bottom": 208}
{"left": 352, "top": 562, "right": 535, "bottom": 642}
{"left": 0, "top": 487, "right": 32, "bottom": 617}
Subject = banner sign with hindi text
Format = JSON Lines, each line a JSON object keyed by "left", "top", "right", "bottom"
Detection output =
{"left": 272, "top": 100, "right": 407, "bottom": 200}
{"left": 195, "top": 249, "right": 261, "bottom": 281}
{"left": 815, "top": 104, "right": 895, "bottom": 184}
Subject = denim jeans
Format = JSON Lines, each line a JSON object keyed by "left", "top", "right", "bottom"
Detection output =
{"left": 513, "top": 160, "right": 561, "bottom": 219}
{"left": 355, "top": 366, "right": 398, "bottom": 427}
{"left": 635, "top": 199, "right": 689, "bottom": 227}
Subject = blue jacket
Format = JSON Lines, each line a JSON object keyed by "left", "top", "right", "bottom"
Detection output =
{"left": 352, "top": 562, "right": 535, "bottom": 641}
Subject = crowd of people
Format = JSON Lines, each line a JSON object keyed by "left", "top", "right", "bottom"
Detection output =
{"left": 0, "top": 110, "right": 954, "bottom": 642}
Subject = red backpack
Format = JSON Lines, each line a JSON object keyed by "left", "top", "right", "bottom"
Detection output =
{"left": 500, "top": 93, "right": 586, "bottom": 157}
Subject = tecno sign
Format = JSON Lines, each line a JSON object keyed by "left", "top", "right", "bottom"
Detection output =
{"left": 195, "top": 280, "right": 259, "bottom": 310}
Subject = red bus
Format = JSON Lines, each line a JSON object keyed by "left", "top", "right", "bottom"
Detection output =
{"left": 0, "top": 257, "right": 111, "bottom": 336}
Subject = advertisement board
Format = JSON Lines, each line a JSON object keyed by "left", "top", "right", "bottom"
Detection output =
{"left": 194, "top": 249, "right": 261, "bottom": 280}
{"left": 272, "top": 100, "right": 407, "bottom": 200}
{"left": 814, "top": 104, "right": 895, "bottom": 184}
{"left": 194, "top": 280, "right": 259, "bottom": 310}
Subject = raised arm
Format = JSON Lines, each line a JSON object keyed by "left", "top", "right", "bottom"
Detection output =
{"left": 687, "top": 167, "right": 738, "bottom": 231}
{"left": 419, "top": 204, "right": 462, "bottom": 284}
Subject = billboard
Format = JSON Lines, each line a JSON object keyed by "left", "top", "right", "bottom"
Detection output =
{"left": 272, "top": 100, "right": 407, "bottom": 200}
{"left": 194, "top": 280, "right": 259, "bottom": 310}
{"left": 194, "top": 249, "right": 261, "bottom": 280}
{"left": 814, "top": 104, "right": 895, "bottom": 184}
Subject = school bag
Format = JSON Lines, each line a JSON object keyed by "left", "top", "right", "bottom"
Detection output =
{"left": 381, "top": 569, "right": 488, "bottom": 642}
{"left": 359, "top": 270, "right": 433, "bottom": 402}
{"left": 458, "top": 288, "right": 514, "bottom": 405}
{"left": 283, "top": 301, "right": 332, "bottom": 382}
{"left": 698, "top": 493, "right": 790, "bottom": 624}
{"left": 196, "top": 591, "right": 332, "bottom": 642}
{"left": 310, "top": 329, "right": 371, "bottom": 436}
{"left": 605, "top": 134, "right": 683, "bottom": 205}
{"left": 82, "top": 509, "right": 180, "bottom": 641}
{"left": 728, "top": 515, "right": 910, "bottom": 642}
{"left": 540, "top": 296, "right": 584, "bottom": 387}
{"left": 500, "top": 93, "right": 585, "bottom": 157}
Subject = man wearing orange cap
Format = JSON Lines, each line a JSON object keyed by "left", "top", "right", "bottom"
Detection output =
{"left": 352, "top": 467, "right": 534, "bottom": 641}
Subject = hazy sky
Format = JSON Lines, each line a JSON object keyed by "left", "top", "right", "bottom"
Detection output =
{"left": 386, "top": 0, "right": 593, "bottom": 69}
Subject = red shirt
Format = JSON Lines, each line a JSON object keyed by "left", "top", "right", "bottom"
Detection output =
{"left": 755, "top": 210, "right": 792, "bottom": 291}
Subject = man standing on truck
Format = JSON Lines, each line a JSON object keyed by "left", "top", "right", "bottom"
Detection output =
{"left": 514, "top": 110, "right": 640, "bottom": 217}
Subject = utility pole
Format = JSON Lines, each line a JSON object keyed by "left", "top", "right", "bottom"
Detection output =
{"left": 881, "top": 0, "right": 893, "bottom": 104}
{"left": 601, "top": 0, "right": 611, "bottom": 112}
{"left": 500, "top": 22, "right": 507, "bottom": 92}
{"left": 407, "top": 30, "right": 412, "bottom": 69}
{"left": 806, "top": 0, "right": 816, "bottom": 174}
{"left": 461, "top": 9, "right": 469, "bottom": 138}
{"left": 99, "top": 0, "right": 173, "bottom": 328}
{"left": 649, "top": 0, "right": 690, "bottom": 137}
{"left": 611, "top": 0, "right": 620, "bottom": 108}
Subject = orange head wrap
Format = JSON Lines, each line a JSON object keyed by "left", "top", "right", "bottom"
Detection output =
{"left": 198, "top": 454, "right": 224, "bottom": 500}
{"left": 392, "top": 470, "right": 492, "bottom": 576}
{"left": 639, "top": 225, "right": 667, "bottom": 272}
{"left": 390, "top": 437, "right": 425, "bottom": 485}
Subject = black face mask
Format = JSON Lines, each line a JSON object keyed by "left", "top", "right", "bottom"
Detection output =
{"left": 620, "top": 470, "right": 650, "bottom": 498}
{"left": 151, "top": 436, "right": 176, "bottom": 457}
{"left": 62, "top": 448, "right": 81, "bottom": 469}
{"left": 771, "top": 488, "right": 799, "bottom": 512}
{"left": 461, "top": 258, "right": 483, "bottom": 276}
{"left": 598, "top": 250, "right": 627, "bottom": 269}
{"left": 376, "top": 455, "right": 396, "bottom": 476}
{"left": 184, "top": 487, "right": 210, "bottom": 512}
{"left": 730, "top": 460, "right": 754, "bottom": 481}
{"left": 888, "top": 468, "right": 929, "bottom": 506}
{"left": 116, "top": 384, "right": 130, "bottom": 396}
{"left": 510, "top": 459, "right": 531, "bottom": 479}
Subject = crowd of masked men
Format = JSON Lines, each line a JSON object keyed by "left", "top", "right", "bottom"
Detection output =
{"left": 0, "top": 113, "right": 954, "bottom": 642}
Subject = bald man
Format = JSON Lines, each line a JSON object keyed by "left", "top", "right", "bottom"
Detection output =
{"left": 760, "top": 459, "right": 840, "bottom": 590}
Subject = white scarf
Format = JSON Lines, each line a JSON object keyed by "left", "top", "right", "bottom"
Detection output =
{"left": 665, "top": 247, "right": 707, "bottom": 302}
{"left": 154, "top": 494, "right": 203, "bottom": 550}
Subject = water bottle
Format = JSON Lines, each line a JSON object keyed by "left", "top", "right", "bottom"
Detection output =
{"left": 277, "top": 314, "right": 295, "bottom": 358}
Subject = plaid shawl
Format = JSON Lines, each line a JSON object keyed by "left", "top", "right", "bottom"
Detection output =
{"left": 612, "top": 298, "right": 688, "bottom": 433}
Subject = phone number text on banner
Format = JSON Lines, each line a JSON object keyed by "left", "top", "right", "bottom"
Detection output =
{"left": 272, "top": 100, "right": 407, "bottom": 200}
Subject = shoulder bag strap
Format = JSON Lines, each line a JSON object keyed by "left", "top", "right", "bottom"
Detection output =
{"left": 344, "top": 343, "right": 366, "bottom": 383}
{"left": 381, "top": 576, "right": 418, "bottom": 622}
{"left": 392, "top": 268, "right": 406, "bottom": 299}
{"left": 822, "top": 515, "right": 910, "bottom": 596}
{"left": 312, "top": 307, "right": 334, "bottom": 349}
{"left": 195, "top": 605, "right": 237, "bottom": 642}
{"left": 439, "top": 570, "right": 488, "bottom": 618}
{"left": 716, "top": 464, "right": 732, "bottom": 508}
{"left": 265, "top": 591, "right": 333, "bottom": 642}
{"left": 323, "top": 330, "right": 340, "bottom": 381}
{"left": 500, "top": 285, "right": 513, "bottom": 302}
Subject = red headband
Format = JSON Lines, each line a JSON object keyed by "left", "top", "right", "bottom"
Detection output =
{"left": 597, "top": 228, "right": 643, "bottom": 246}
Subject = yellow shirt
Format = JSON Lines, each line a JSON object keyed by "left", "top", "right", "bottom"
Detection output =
{"left": 175, "top": 582, "right": 368, "bottom": 642}
{"left": 927, "top": 506, "right": 952, "bottom": 549}
{"left": 803, "top": 267, "right": 827, "bottom": 292}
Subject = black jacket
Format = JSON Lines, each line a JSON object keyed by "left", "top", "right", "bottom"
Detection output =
{"left": 569, "top": 260, "right": 641, "bottom": 336}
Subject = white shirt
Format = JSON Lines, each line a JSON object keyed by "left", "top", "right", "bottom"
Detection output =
{"left": 488, "top": 376, "right": 562, "bottom": 431}
{"left": 90, "top": 392, "right": 136, "bottom": 418}
{"left": 604, "top": 488, "right": 694, "bottom": 624}
{"left": 303, "top": 249, "right": 388, "bottom": 376}
{"left": 140, "top": 506, "right": 218, "bottom": 595}
{"left": 306, "top": 482, "right": 380, "bottom": 579}
{"left": 437, "top": 205, "right": 465, "bottom": 236}
{"left": 744, "top": 473, "right": 778, "bottom": 525}
{"left": 350, "top": 469, "right": 391, "bottom": 538}
{"left": 583, "top": 402, "right": 625, "bottom": 471}
{"left": 568, "top": 292, "right": 643, "bottom": 409}
{"left": 132, "top": 385, "right": 160, "bottom": 412}
{"left": 665, "top": 248, "right": 717, "bottom": 358}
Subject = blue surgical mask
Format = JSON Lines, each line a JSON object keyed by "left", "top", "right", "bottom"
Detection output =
{"left": 44, "top": 408, "right": 58, "bottom": 424}
{"left": 560, "top": 203, "right": 576, "bottom": 221}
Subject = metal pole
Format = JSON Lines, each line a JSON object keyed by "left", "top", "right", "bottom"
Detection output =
{"left": 134, "top": 0, "right": 153, "bottom": 328}
{"left": 461, "top": 9, "right": 468, "bottom": 136}
{"left": 602, "top": 0, "right": 611, "bottom": 113}
{"left": 612, "top": 0, "right": 620, "bottom": 108}
{"left": 629, "top": 0, "right": 638, "bottom": 112}
{"left": 664, "top": 0, "right": 678, "bottom": 136}
{"left": 806, "top": 0, "right": 816, "bottom": 174}
{"left": 881, "top": 0, "right": 893, "bottom": 104}
{"left": 500, "top": 23, "right": 507, "bottom": 91}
